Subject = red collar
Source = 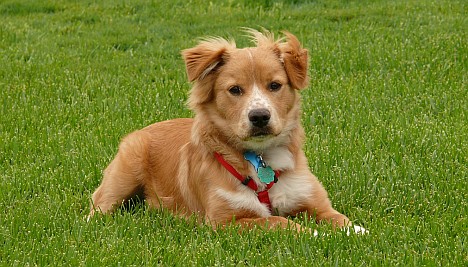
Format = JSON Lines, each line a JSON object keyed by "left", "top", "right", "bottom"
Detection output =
{"left": 214, "top": 152, "right": 281, "bottom": 213}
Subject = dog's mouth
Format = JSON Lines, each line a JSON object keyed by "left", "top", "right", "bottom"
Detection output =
{"left": 241, "top": 126, "right": 282, "bottom": 150}
{"left": 250, "top": 127, "right": 272, "bottom": 138}
{"left": 244, "top": 127, "right": 277, "bottom": 144}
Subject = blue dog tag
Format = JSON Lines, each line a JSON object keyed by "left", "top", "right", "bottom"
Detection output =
{"left": 244, "top": 151, "right": 260, "bottom": 172}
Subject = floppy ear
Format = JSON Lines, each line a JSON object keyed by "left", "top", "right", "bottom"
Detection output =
{"left": 181, "top": 38, "right": 234, "bottom": 82}
{"left": 279, "top": 32, "right": 309, "bottom": 90}
{"left": 182, "top": 38, "right": 235, "bottom": 110}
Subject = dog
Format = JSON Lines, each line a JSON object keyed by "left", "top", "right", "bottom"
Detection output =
{"left": 88, "top": 29, "right": 366, "bottom": 235}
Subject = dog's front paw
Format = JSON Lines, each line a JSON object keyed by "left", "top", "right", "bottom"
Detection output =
{"left": 344, "top": 225, "right": 369, "bottom": 236}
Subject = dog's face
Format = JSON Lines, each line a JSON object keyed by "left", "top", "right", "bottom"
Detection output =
{"left": 212, "top": 47, "right": 296, "bottom": 149}
{"left": 183, "top": 30, "right": 309, "bottom": 151}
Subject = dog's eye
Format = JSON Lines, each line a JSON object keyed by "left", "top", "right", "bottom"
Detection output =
{"left": 228, "top": 86, "right": 243, "bottom": 96}
{"left": 269, "top": 82, "right": 282, "bottom": 92}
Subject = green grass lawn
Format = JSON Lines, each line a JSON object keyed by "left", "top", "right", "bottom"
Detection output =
{"left": 1, "top": 0, "right": 466, "bottom": 265}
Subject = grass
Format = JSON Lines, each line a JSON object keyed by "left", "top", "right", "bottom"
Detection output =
{"left": 0, "top": 0, "right": 466, "bottom": 265}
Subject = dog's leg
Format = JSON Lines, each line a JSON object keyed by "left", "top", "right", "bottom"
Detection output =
{"left": 305, "top": 181, "right": 351, "bottom": 227}
{"left": 88, "top": 132, "right": 149, "bottom": 218}
{"left": 88, "top": 161, "right": 140, "bottom": 218}
{"left": 304, "top": 181, "right": 368, "bottom": 234}
{"left": 228, "top": 216, "right": 317, "bottom": 235}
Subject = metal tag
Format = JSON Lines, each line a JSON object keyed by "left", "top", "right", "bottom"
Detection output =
{"left": 258, "top": 166, "right": 275, "bottom": 183}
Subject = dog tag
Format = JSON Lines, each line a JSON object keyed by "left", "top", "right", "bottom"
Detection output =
{"left": 244, "top": 151, "right": 260, "bottom": 172}
{"left": 258, "top": 166, "right": 275, "bottom": 183}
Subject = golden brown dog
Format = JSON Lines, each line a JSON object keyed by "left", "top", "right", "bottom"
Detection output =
{"left": 89, "top": 29, "right": 366, "bottom": 234}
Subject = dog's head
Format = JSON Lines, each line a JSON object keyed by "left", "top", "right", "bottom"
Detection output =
{"left": 182, "top": 29, "right": 309, "bottom": 151}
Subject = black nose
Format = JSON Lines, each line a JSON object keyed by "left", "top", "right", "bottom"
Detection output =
{"left": 248, "top": 109, "right": 271, "bottom": 128}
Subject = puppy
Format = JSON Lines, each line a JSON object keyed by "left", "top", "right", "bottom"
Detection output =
{"left": 89, "top": 29, "right": 366, "bottom": 234}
